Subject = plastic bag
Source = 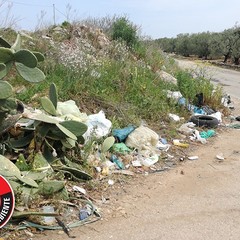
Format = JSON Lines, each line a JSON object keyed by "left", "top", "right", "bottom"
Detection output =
{"left": 125, "top": 126, "right": 159, "bottom": 151}
{"left": 83, "top": 110, "right": 112, "bottom": 140}
{"left": 112, "top": 125, "right": 135, "bottom": 142}
{"left": 57, "top": 100, "right": 88, "bottom": 122}
{"left": 200, "top": 129, "right": 215, "bottom": 139}
{"left": 178, "top": 122, "right": 196, "bottom": 135}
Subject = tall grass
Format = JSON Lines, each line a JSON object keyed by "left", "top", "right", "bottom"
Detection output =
{"left": 14, "top": 49, "right": 177, "bottom": 126}
{"left": 5, "top": 16, "right": 224, "bottom": 129}
{"left": 175, "top": 70, "right": 223, "bottom": 110}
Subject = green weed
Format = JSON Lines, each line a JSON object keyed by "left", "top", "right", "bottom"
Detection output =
{"left": 175, "top": 69, "right": 223, "bottom": 109}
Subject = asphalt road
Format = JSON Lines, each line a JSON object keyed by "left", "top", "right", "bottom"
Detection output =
{"left": 175, "top": 59, "right": 240, "bottom": 99}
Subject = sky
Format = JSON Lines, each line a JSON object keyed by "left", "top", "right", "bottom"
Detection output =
{"left": 1, "top": 0, "right": 240, "bottom": 39}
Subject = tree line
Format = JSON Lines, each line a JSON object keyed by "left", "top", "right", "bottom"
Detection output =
{"left": 155, "top": 25, "right": 240, "bottom": 65}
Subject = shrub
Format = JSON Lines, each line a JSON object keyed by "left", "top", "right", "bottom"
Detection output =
{"left": 111, "top": 17, "right": 139, "bottom": 48}
{"left": 176, "top": 70, "right": 223, "bottom": 109}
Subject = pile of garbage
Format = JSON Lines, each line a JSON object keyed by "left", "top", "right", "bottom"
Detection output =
{"left": 0, "top": 32, "right": 236, "bottom": 239}
{"left": 1, "top": 85, "right": 225, "bottom": 238}
{"left": 1, "top": 75, "right": 233, "bottom": 239}
{"left": 0, "top": 64, "right": 236, "bottom": 239}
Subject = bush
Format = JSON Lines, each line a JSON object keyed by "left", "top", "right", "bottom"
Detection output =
{"left": 111, "top": 17, "right": 139, "bottom": 48}
{"left": 176, "top": 70, "right": 223, "bottom": 109}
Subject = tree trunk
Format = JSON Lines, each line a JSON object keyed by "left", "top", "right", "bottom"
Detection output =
{"left": 223, "top": 54, "right": 229, "bottom": 63}
{"left": 234, "top": 57, "right": 239, "bottom": 65}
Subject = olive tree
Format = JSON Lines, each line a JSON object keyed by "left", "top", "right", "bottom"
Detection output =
{"left": 231, "top": 26, "right": 240, "bottom": 65}
{"left": 175, "top": 34, "right": 193, "bottom": 57}
{"left": 156, "top": 37, "right": 176, "bottom": 53}
{"left": 218, "top": 29, "right": 237, "bottom": 62}
{"left": 191, "top": 32, "right": 211, "bottom": 59}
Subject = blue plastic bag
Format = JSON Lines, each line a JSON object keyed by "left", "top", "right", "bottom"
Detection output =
{"left": 112, "top": 125, "right": 135, "bottom": 142}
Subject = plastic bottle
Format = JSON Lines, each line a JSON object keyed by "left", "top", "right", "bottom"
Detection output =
{"left": 110, "top": 155, "right": 125, "bottom": 169}
{"left": 42, "top": 205, "right": 55, "bottom": 225}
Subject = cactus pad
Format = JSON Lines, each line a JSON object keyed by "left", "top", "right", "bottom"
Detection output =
{"left": 15, "top": 62, "right": 46, "bottom": 82}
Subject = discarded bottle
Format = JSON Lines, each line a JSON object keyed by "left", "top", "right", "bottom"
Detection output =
{"left": 42, "top": 205, "right": 55, "bottom": 225}
{"left": 173, "top": 139, "right": 189, "bottom": 148}
{"left": 110, "top": 154, "right": 125, "bottom": 169}
{"left": 188, "top": 156, "right": 199, "bottom": 160}
{"left": 160, "top": 138, "right": 168, "bottom": 145}
{"left": 79, "top": 204, "right": 92, "bottom": 220}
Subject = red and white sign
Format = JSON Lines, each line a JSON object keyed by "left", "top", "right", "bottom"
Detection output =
{"left": 0, "top": 175, "right": 15, "bottom": 228}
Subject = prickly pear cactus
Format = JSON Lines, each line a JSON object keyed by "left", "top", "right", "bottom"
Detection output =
{"left": 38, "top": 83, "right": 88, "bottom": 144}
{"left": 0, "top": 33, "right": 46, "bottom": 130}
{"left": 0, "top": 80, "right": 13, "bottom": 99}
{"left": 0, "top": 34, "right": 45, "bottom": 82}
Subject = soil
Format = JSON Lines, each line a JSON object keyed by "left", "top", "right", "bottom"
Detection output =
{"left": 4, "top": 60, "right": 240, "bottom": 240}
{"left": 27, "top": 97, "right": 240, "bottom": 240}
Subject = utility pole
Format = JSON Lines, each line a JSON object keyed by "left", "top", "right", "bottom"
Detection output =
{"left": 53, "top": 4, "right": 56, "bottom": 26}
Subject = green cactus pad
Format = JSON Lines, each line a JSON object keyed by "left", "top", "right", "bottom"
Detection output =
{"left": 33, "top": 51, "right": 45, "bottom": 62}
{"left": 40, "top": 96, "right": 57, "bottom": 116}
{"left": 0, "top": 62, "right": 13, "bottom": 79}
{"left": 61, "top": 138, "right": 76, "bottom": 148}
{"left": 11, "top": 34, "right": 21, "bottom": 51}
{"left": 49, "top": 83, "right": 58, "bottom": 109}
{"left": 58, "top": 165, "right": 92, "bottom": 180}
{"left": 101, "top": 136, "right": 115, "bottom": 153}
{"left": 0, "top": 98, "right": 18, "bottom": 111}
{"left": 24, "top": 112, "right": 59, "bottom": 124}
{"left": 59, "top": 120, "right": 88, "bottom": 136}
{"left": 0, "top": 63, "right": 6, "bottom": 71}
{"left": 0, "top": 36, "right": 11, "bottom": 48}
{"left": 0, "top": 47, "right": 14, "bottom": 63}
{"left": 38, "top": 180, "right": 65, "bottom": 195}
{"left": 56, "top": 123, "right": 77, "bottom": 140}
{"left": 15, "top": 62, "right": 45, "bottom": 82}
{"left": 14, "top": 49, "right": 38, "bottom": 68}
{"left": 0, "top": 80, "right": 13, "bottom": 99}
{"left": 10, "top": 132, "right": 34, "bottom": 149}
{"left": 0, "top": 154, "right": 22, "bottom": 178}
{"left": 16, "top": 174, "right": 39, "bottom": 188}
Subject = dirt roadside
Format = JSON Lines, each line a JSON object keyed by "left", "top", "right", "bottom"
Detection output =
{"left": 34, "top": 97, "right": 240, "bottom": 240}
{"left": 22, "top": 60, "right": 240, "bottom": 240}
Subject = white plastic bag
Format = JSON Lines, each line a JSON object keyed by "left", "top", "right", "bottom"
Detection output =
{"left": 57, "top": 100, "right": 88, "bottom": 122}
{"left": 178, "top": 122, "right": 196, "bottom": 135}
{"left": 169, "top": 113, "right": 180, "bottom": 121}
{"left": 140, "top": 154, "right": 159, "bottom": 167}
{"left": 83, "top": 110, "right": 112, "bottom": 140}
{"left": 210, "top": 111, "right": 222, "bottom": 123}
{"left": 125, "top": 126, "right": 159, "bottom": 151}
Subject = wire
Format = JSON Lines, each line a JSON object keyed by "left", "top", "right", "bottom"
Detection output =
{"left": 5, "top": 0, "right": 52, "bottom": 8}
{"left": 55, "top": 7, "right": 68, "bottom": 18}
{"left": 4, "top": 1, "right": 68, "bottom": 18}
